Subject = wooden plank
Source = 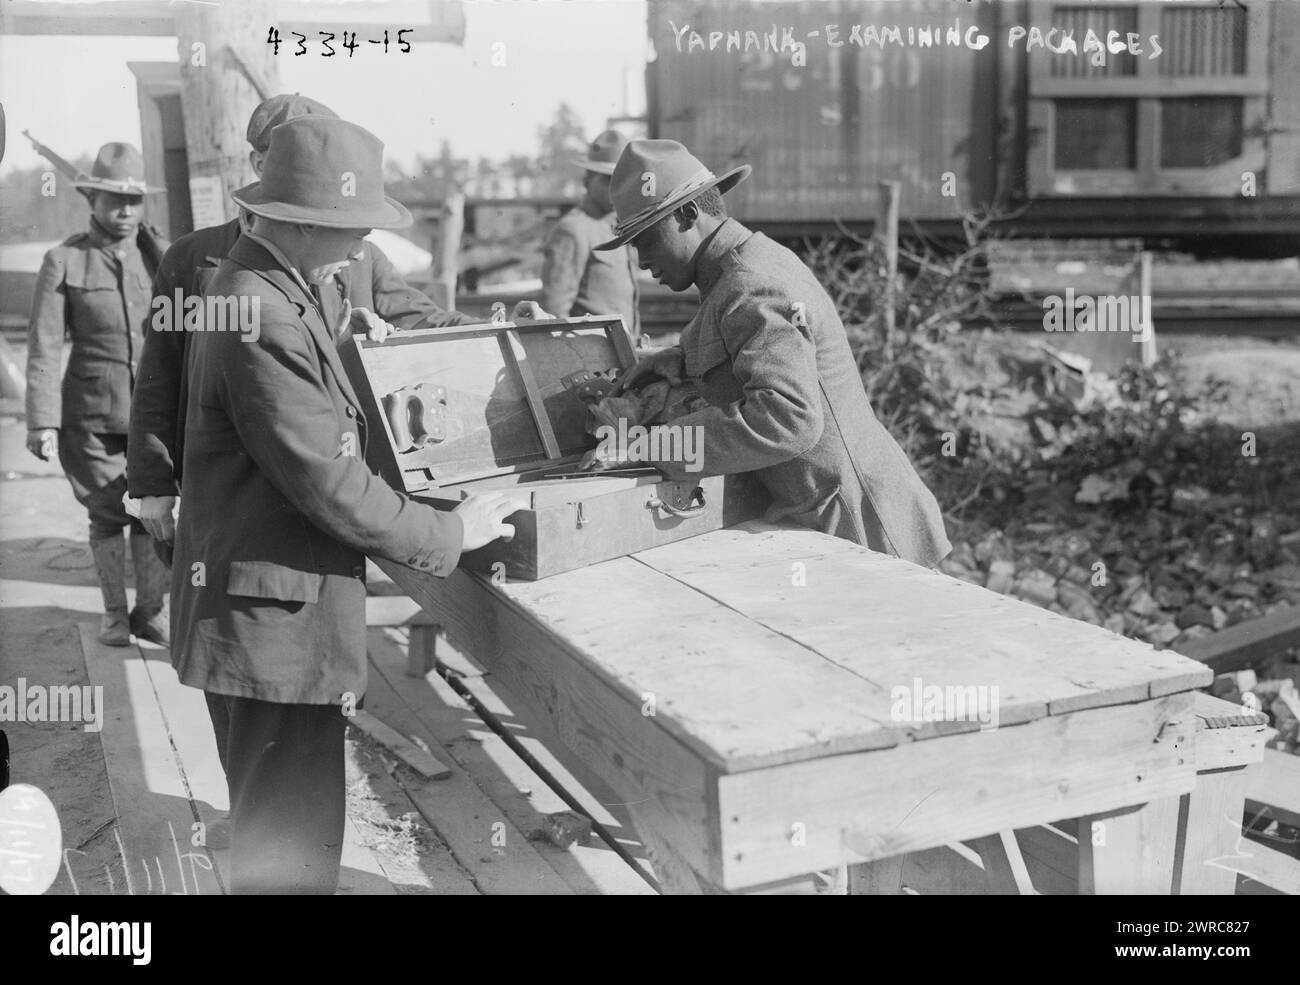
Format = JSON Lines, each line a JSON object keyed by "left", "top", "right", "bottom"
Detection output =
{"left": 365, "top": 595, "right": 434, "bottom": 627}
{"left": 635, "top": 523, "right": 1210, "bottom": 720}
{"left": 349, "top": 710, "right": 452, "bottom": 780}
{"left": 847, "top": 856, "right": 905, "bottom": 895}
{"left": 337, "top": 816, "right": 397, "bottom": 896}
{"left": 1245, "top": 749, "right": 1300, "bottom": 828}
{"left": 358, "top": 651, "right": 574, "bottom": 894}
{"left": 1233, "top": 839, "right": 1300, "bottom": 895}
{"left": 1079, "top": 798, "right": 1183, "bottom": 895}
{"left": 1176, "top": 606, "right": 1300, "bottom": 673}
{"left": 714, "top": 693, "right": 1195, "bottom": 890}
{"left": 504, "top": 328, "right": 562, "bottom": 460}
{"left": 78, "top": 626, "right": 223, "bottom": 895}
{"left": 387, "top": 554, "right": 900, "bottom": 771}
{"left": 1174, "top": 768, "right": 1249, "bottom": 895}
{"left": 898, "top": 844, "right": 990, "bottom": 895}
{"left": 1014, "top": 825, "right": 1079, "bottom": 896}
{"left": 1193, "top": 692, "right": 1272, "bottom": 772}
{"left": 366, "top": 628, "right": 655, "bottom": 894}
{"left": 966, "top": 832, "right": 1035, "bottom": 895}
{"left": 343, "top": 731, "right": 480, "bottom": 895}
{"left": 378, "top": 557, "right": 727, "bottom": 882}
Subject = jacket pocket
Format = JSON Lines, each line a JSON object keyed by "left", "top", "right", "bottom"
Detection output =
{"left": 226, "top": 560, "right": 323, "bottom": 603}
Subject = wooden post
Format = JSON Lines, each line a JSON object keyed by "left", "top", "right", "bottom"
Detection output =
{"left": 174, "top": 0, "right": 279, "bottom": 228}
{"left": 1136, "top": 251, "right": 1157, "bottom": 367}
{"left": 430, "top": 191, "right": 464, "bottom": 311}
{"left": 876, "top": 180, "right": 899, "bottom": 361}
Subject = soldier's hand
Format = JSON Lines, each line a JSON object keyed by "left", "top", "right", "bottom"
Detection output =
{"left": 349, "top": 305, "right": 396, "bottom": 343}
{"left": 611, "top": 347, "right": 685, "bottom": 395}
{"left": 140, "top": 495, "right": 177, "bottom": 543}
{"left": 454, "top": 491, "right": 529, "bottom": 552}
{"left": 26, "top": 429, "right": 57, "bottom": 461}
{"left": 510, "top": 301, "right": 552, "bottom": 322}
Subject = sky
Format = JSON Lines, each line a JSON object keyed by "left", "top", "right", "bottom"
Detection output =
{"left": 0, "top": 0, "right": 650, "bottom": 176}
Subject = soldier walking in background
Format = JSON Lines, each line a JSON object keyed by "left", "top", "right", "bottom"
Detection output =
{"left": 541, "top": 129, "right": 641, "bottom": 344}
{"left": 25, "top": 143, "right": 171, "bottom": 647}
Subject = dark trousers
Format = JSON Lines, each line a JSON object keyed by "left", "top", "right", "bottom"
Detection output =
{"left": 204, "top": 692, "right": 347, "bottom": 895}
{"left": 58, "top": 428, "right": 146, "bottom": 542}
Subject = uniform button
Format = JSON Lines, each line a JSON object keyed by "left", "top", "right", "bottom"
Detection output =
{"left": 345, "top": 406, "right": 357, "bottom": 418}
{"left": 351, "top": 564, "right": 365, "bottom": 578}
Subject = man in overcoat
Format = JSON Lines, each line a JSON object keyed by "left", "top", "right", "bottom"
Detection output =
{"left": 601, "top": 140, "right": 950, "bottom": 568}
{"left": 171, "top": 116, "right": 524, "bottom": 893}
{"left": 129, "top": 94, "right": 471, "bottom": 547}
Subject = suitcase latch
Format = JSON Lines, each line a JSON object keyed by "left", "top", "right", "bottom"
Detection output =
{"left": 575, "top": 501, "right": 587, "bottom": 528}
{"left": 647, "top": 484, "right": 707, "bottom": 520}
{"left": 383, "top": 383, "right": 448, "bottom": 453}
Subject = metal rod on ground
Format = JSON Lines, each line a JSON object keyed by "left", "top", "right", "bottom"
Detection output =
{"left": 432, "top": 660, "right": 662, "bottom": 893}
{"left": 876, "top": 180, "right": 899, "bottom": 362}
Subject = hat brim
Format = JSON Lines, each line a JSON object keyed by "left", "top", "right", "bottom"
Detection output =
{"left": 574, "top": 157, "right": 617, "bottom": 176}
{"left": 593, "top": 164, "right": 750, "bottom": 251}
{"left": 74, "top": 179, "right": 164, "bottom": 196}
{"left": 231, "top": 181, "right": 413, "bottom": 230}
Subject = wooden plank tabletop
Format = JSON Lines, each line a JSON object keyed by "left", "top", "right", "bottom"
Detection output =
{"left": 383, "top": 522, "right": 1212, "bottom": 775}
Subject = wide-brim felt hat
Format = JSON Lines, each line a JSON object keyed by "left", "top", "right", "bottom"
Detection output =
{"left": 594, "top": 139, "right": 749, "bottom": 251}
{"left": 74, "top": 143, "right": 162, "bottom": 196}
{"left": 231, "top": 116, "right": 412, "bottom": 230}
{"left": 574, "top": 129, "right": 629, "bottom": 176}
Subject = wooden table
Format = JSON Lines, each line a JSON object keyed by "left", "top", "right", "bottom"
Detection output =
{"left": 378, "top": 521, "right": 1216, "bottom": 894}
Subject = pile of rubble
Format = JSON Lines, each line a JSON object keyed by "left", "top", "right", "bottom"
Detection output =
{"left": 939, "top": 488, "right": 1300, "bottom": 753}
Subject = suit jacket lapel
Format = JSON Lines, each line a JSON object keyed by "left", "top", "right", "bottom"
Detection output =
{"left": 227, "top": 236, "right": 366, "bottom": 414}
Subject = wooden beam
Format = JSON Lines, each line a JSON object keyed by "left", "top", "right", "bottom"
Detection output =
{"left": 0, "top": 0, "right": 466, "bottom": 43}
{"left": 716, "top": 693, "right": 1195, "bottom": 889}
{"left": 1175, "top": 606, "right": 1300, "bottom": 673}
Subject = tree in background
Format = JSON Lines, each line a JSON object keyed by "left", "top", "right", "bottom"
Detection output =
{"left": 531, "top": 102, "right": 587, "bottom": 197}
{"left": 0, "top": 156, "right": 97, "bottom": 244}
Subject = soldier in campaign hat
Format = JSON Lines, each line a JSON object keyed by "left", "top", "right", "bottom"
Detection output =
{"left": 26, "top": 142, "right": 171, "bottom": 647}
{"left": 599, "top": 139, "right": 951, "bottom": 569}
{"left": 540, "top": 129, "right": 641, "bottom": 343}
{"left": 171, "top": 116, "right": 526, "bottom": 894}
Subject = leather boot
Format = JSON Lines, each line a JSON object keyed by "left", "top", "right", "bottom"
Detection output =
{"left": 90, "top": 534, "right": 130, "bottom": 647}
{"left": 129, "top": 530, "right": 171, "bottom": 646}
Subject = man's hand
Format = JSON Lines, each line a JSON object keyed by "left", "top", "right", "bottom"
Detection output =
{"left": 611, "top": 347, "right": 685, "bottom": 396}
{"left": 510, "top": 301, "right": 552, "bottom": 322}
{"left": 140, "top": 495, "right": 177, "bottom": 543}
{"left": 454, "top": 491, "right": 530, "bottom": 552}
{"left": 26, "top": 428, "right": 57, "bottom": 461}
{"left": 348, "top": 305, "right": 397, "bottom": 344}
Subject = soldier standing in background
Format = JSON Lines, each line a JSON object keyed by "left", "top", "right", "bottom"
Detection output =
{"left": 26, "top": 143, "right": 171, "bottom": 646}
{"left": 541, "top": 129, "right": 641, "bottom": 344}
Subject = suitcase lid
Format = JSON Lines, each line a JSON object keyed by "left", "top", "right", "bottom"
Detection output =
{"left": 340, "top": 314, "right": 637, "bottom": 494}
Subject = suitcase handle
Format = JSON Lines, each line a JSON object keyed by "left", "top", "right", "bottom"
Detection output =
{"left": 647, "top": 485, "right": 706, "bottom": 519}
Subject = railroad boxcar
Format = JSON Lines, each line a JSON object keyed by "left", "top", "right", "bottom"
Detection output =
{"left": 647, "top": 0, "right": 1300, "bottom": 248}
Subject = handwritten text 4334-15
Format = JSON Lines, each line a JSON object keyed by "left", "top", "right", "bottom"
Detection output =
{"left": 266, "top": 28, "right": 414, "bottom": 57}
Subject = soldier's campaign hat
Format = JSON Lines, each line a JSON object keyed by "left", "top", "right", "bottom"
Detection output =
{"left": 231, "top": 116, "right": 412, "bottom": 230}
{"left": 574, "top": 130, "right": 630, "bottom": 176}
{"left": 74, "top": 143, "right": 161, "bottom": 196}
{"left": 246, "top": 94, "right": 337, "bottom": 153}
{"left": 594, "top": 139, "right": 749, "bottom": 251}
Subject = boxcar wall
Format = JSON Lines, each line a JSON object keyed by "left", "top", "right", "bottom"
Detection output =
{"left": 647, "top": 0, "right": 1300, "bottom": 247}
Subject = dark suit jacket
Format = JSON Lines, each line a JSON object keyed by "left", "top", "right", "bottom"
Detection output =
{"left": 170, "top": 235, "right": 464, "bottom": 705}
{"left": 26, "top": 221, "right": 162, "bottom": 433}
{"left": 128, "top": 218, "right": 468, "bottom": 496}
{"left": 656, "top": 220, "right": 951, "bottom": 569}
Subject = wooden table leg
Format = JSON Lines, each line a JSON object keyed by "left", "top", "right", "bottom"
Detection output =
{"left": 1078, "top": 797, "right": 1183, "bottom": 894}
{"left": 1173, "top": 767, "right": 1249, "bottom": 895}
{"left": 966, "top": 831, "right": 1035, "bottom": 894}
{"left": 624, "top": 801, "right": 730, "bottom": 895}
{"left": 847, "top": 856, "right": 905, "bottom": 894}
